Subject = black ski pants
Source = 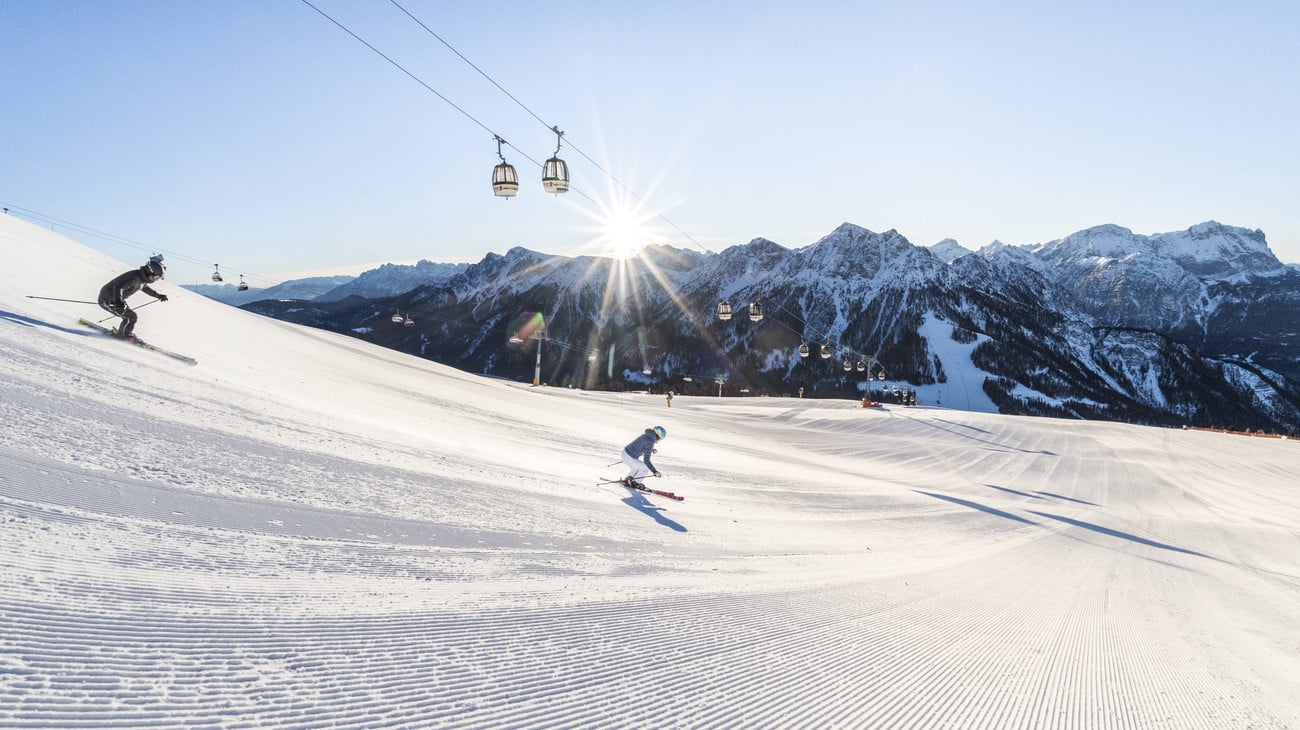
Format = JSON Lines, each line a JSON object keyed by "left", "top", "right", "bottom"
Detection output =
{"left": 97, "top": 297, "right": 136, "bottom": 337}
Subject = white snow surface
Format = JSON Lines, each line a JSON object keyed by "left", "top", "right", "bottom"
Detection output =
{"left": 2, "top": 214, "right": 1300, "bottom": 728}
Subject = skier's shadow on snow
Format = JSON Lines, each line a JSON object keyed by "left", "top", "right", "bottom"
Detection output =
{"left": 622, "top": 492, "right": 687, "bottom": 532}
{"left": 0, "top": 309, "right": 91, "bottom": 335}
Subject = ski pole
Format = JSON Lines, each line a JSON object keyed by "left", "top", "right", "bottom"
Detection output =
{"left": 96, "top": 299, "right": 160, "bottom": 324}
{"left": 26, "top": 295, "right": 98, "bottom": 304}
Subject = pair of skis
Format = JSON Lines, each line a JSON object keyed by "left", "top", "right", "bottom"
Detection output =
{"left": 77, "top": 319, "right": 198, "bottom": 366}
{"left": 598, "top": 477, "right": 684, "bottom": 502}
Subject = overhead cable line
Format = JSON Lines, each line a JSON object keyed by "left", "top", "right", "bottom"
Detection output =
{"left": 0, "top": 202, "right": 279, "bottom": 286}
{"left": 384, "top": 0, "right": 711, "bottom": 254}
{"left": 298, "top": 0, "right": 597, "bottom": 208}
{"left": 304, "top": 0, "right": 709, "bottom": 253}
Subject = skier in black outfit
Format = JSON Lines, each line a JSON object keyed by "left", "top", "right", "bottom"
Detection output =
{"left": 98, "top": 257, "right": 168, "bottom": 339}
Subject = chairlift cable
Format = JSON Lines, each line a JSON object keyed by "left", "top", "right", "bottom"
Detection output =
{"left": 381, "top": 0, "right": 711, "bottom": 254}
{"left": 299, "top": 0, "right": 493, "bottom": 140}
{"left": 299, "top": 0, "right": 605, "bottom": 208}
{"left": 0, "top": 202, "right": 280, "bottom": 287}
{"left": 713, "top": 289, "right": 885, "bottom": 369}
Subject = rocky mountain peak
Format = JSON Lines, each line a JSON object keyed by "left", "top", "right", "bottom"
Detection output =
{"left": 1154, "top": 222, "right": 1283, "bottom": 280}
{"left": 929, "top": 238, "right": 970, "bottom": 263}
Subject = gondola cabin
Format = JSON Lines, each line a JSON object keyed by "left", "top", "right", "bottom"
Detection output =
{"left": 542, "top": 156, "right": 569, "bottom": 194}
{"left": 492, "top": 162, "right": 519, "bottom": 197}
{"left": 541, "top": 126, "right": 569, "bottom": 194}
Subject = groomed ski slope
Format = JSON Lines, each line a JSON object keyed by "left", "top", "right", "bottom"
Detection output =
{"left": 2, "top": 214, "right": 1298, "bottom": 728}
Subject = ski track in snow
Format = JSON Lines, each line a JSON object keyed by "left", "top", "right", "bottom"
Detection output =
{"left": 3, "top": 215, "right": 1300, "bottom": 728}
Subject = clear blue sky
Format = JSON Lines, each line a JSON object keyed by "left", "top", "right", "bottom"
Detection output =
{"left": 4, "top": 0, "right": 1298, "bottom": 286}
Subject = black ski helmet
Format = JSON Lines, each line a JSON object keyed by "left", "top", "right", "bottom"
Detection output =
{"left": 144, "top": 259, "right": 165, "bottom": 279}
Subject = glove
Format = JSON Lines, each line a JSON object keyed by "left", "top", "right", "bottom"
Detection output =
{"left": 652, "top": 471, "right": 662, "bottom": 478}
{"left": 156, "top": 294, "right": 169, "bottom": 302}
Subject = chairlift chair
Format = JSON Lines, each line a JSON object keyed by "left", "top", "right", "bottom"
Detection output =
{"left": 717, "top": 300, "right": 733, "bottom": 321}
{"left": 798, "top": 343, "right": 810, "bottom": 358}
{"left": 392, "top": 312, "right": 404, "bottom": 324}
{"left": 211, "top": 264, "right": 223, "bottom": 283}
{"left": 541, "top": 126, "right": 569, "bottom": 194}
{"left": 842, "top": 359, "right": 852, "bottom": 372}
{"left": 237, "top": 275, "right": 248, "bottom": 292}
{"left": 856, "top": 360, "right": 866, "bottom": 372}
{"left": 820, "top": 344, "right": 832, "bottom": 359}
{"left": 748, "top": 301, "right": 764, "bottom": 322}
{"left": 491, "top": 135, "right": 519, "bottom": 198}
{"left": 403, "top": 315, "right": 415, "bottom": 327}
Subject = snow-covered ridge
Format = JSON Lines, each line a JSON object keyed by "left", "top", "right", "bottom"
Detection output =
{"left": 219, "top": 218, "right": 1298, "bottom": 432}
{"left": 1027, "top": 220, "right": 1284, "bottom": 282}
{"left": 314, "top": 259, "right": 470, "bottom": 302}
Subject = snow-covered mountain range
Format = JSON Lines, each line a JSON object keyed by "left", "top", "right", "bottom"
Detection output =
{"left": 183, "top": 275, "right": 354, "bottom": 306}
{"left": 312, "top": 260, "right": 470, "bottom": 302}
{"left": 243, "top": 221, "right": 1300, "bottom": 434}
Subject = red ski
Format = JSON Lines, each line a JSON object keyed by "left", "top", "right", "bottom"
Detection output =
{"left": 598, "top": 477, "right": 684, "bottom": 502}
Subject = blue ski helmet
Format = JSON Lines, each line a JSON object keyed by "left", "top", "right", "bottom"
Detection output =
{"left": 653, "top": 426, "right": 667, "bottom": 440}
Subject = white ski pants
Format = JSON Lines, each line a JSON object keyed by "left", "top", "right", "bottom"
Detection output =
{"left": 621, "top": 450, "right": 653, "bottom": 479}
